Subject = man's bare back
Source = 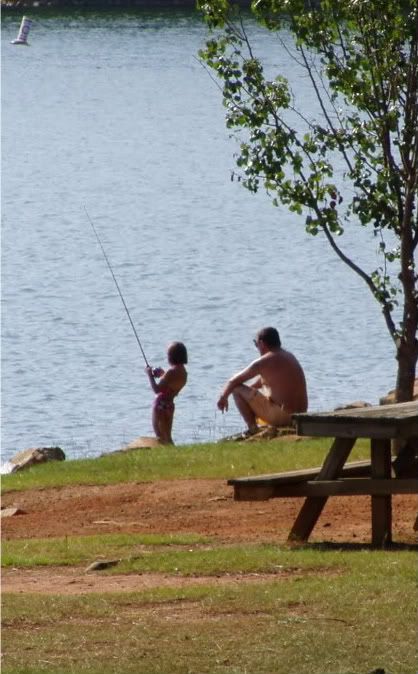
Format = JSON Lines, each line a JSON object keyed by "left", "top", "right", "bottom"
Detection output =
{"left": 254, "top": 348, "right": 307, "bottom": 414}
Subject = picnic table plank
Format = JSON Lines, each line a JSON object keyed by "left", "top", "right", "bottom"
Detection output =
{"left": 229, "top": 460, "right": 373, "bottom": 501}
{"left": 229, "top": 459, "right": 372, "bottom": 486}
{"left": 293, "top": 401, "right": 418, "bottom": 439}
{"left": 240, "top": 478, "right": 418, "bottom": 497}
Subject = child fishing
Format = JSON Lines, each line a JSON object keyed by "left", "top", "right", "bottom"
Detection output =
{"left": 85, "top": 212, "right": 188, "bottom": 445}
{"left": 145, "top": 342, "right": 188, "bottom": 445}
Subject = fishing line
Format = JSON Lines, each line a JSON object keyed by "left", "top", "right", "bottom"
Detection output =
{"left": 84, "top": 206, "right": 150, "bottom": 367}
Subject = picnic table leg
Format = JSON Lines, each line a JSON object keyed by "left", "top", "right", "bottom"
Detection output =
{"left": 288, "top": 437, "right": 356, "bottom": 543}
{"left": 371, "top": 438, "right": 392, "bottom": 547}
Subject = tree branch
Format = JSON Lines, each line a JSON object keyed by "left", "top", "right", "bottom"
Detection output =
{"left": 320, "top": 221, "right": 398, "bottom": 338}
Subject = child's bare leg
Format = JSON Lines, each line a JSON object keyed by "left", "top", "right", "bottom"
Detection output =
{"left": 152, "top": 407, "right": 162, "bottom": 441}
{"left": 153, "top": 409, "right": 174, "bottom": 444}
{"left": 159, "top": 409, "right": 174, "bottom": 444}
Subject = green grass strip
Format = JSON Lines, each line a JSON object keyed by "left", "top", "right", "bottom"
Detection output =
{"left": 1, "top": 437, "right": 370, "bottom": 493}
{"left": 2, "top": 532, "right": 211, "bottom": 568}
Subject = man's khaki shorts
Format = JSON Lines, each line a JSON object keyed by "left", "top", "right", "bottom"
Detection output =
{"left": 235, "top": 384, "right": 293, "bottom": 426}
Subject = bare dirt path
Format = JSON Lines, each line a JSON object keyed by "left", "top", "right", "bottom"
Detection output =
{"left": 2, "top": 479, "right": 417, "bottom": 594}
{"left": 3, "top": 566, "right": 338, "bottom": 595}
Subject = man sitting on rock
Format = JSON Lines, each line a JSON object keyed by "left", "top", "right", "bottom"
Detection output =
{"left": 217, "top": 327, "right": 308, "bottom": 437}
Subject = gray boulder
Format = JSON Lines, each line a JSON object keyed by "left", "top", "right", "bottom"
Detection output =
{"left": 334, "top": 401, "right": 372, "bottom": 411}
{"left": 380, "top": 378, "right": 418, "bottom": 405}
{"left": 8, "top": 446, "right": 65, "bottom": 472}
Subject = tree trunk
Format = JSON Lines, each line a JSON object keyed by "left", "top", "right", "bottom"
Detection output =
{"left": 395, "top": 337, "right": 418, "bottom": 402}
{"left": 396, "top": 217, "right": 418, "bottom": 403}
{"left": 391, "top": 337, "right": 418, "bottom": 457}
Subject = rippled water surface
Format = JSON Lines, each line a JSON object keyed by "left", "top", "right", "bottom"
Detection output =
{"left": 1, "top": 11, "right": 396, "bottom": 462}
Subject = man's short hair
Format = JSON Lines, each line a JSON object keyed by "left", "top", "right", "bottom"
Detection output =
{"left": 257, "top": 327, "right": 281, "bottom": 349}
{"left": 168, "top": 341, "right": 188, "bottom": 365}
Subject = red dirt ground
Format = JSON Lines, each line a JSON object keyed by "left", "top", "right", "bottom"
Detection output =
{"left": 2, "top": 479, "right": 417, "bottom": 594}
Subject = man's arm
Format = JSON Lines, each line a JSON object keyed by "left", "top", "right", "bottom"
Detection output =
{"left": 217, "top": 360, "right": 262, "bottom": 412}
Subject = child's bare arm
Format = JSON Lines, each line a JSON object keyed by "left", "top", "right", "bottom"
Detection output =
{"left": 145, "top": 366, "right": 170, "bottom": 393}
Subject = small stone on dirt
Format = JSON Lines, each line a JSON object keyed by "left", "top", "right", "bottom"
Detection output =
{"left": 85, "top": 559, "right": 120, "bottom": 572}
{"left": 1, "top": 507, "right": 26, "bottom": 518}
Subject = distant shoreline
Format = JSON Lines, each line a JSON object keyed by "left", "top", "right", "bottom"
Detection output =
{"left": 3, "top": 2, "right": 196, "bottom": 10}
{"left": 2, "top": 0, "right": 250, "bottom": 10}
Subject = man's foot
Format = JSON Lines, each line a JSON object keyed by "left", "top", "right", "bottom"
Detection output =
{"left": 220, "top": 428, "right": 259, "bottom": 442}
{"left": 238, "top": 427, "right": 259, "bottom": 440}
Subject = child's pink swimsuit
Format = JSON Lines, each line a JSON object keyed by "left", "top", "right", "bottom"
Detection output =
{"left": 154, "top": 389, "right": 175, "bottom": 413}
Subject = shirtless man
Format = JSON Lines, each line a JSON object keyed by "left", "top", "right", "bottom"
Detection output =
{"left": 217, "top": 327, "right": 307, "bottom": 435}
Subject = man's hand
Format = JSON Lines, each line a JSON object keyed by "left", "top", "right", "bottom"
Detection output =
{"left": 217, "top": 394, "right": 229, "bottom": 413}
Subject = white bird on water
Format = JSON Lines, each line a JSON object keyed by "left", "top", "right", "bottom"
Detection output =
{"left": 11, "top": 16, "right": 32, "bottom": 45}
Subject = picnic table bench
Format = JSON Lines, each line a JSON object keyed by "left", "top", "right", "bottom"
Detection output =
{"left": 228, "top": 401, "right": 418, "bottom": 547}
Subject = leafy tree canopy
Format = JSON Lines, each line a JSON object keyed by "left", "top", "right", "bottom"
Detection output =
{"left": 198, "top": 0, "right": 418, "bottom": 401}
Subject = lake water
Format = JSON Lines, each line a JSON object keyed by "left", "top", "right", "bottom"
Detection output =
{"left": 1, "top": 10, "right": 397, "bottom": 464}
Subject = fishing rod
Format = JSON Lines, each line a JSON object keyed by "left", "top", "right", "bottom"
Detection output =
{"left": 84, "top": 206, "right": 150, "bottom": 368}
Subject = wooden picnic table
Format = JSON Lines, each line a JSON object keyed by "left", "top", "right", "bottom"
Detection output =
{"left": 228, "top": 401, "right": 418, "bottom": 547}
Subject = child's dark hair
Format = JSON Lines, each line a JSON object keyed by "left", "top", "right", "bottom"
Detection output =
{"left": 168, "top": 341, "right": 188, "bottom": 365}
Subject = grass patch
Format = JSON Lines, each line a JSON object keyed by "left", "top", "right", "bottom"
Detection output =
{"left": 3, "top": 533, "right": 343, "bottom": 574}
{"left": 2, "top": 548, "right": 416, "bottom": 674}
{"left": 2, "top": 533, "right": 212, "bottom": 568}
{"left": 1, "top": 437, "right": 370, "bottom": 493}
{"left": 114, "top": 543, "right": 339, "bottom": 576}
